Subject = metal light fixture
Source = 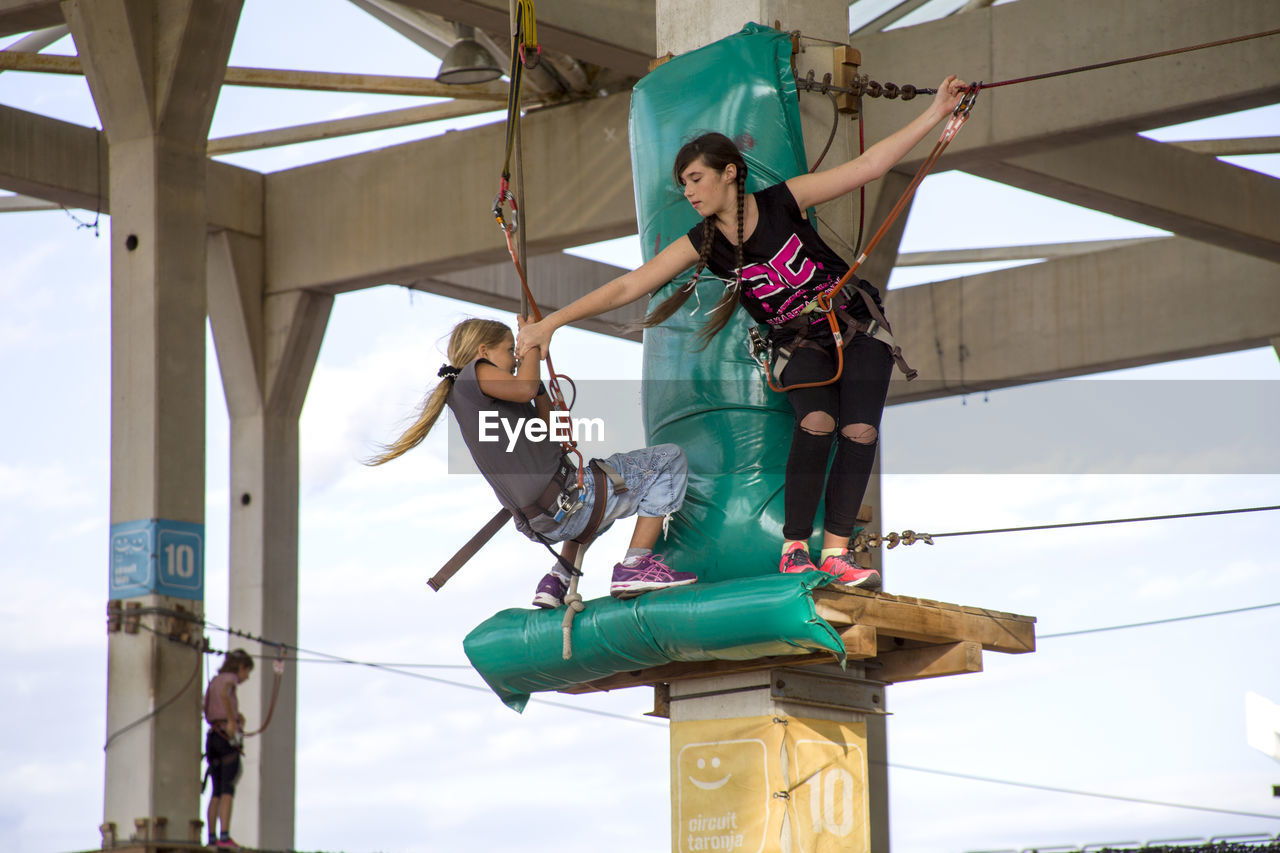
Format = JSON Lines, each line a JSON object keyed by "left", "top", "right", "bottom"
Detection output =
{"left": 436, "top": 23, "right": 503, "bottom": 85}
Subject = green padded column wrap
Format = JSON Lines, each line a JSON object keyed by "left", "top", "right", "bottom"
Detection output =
{"left": 633, "top": 24, "right": 822, "bottom": 582}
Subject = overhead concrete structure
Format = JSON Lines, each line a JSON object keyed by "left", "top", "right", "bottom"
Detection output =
{"left": 2, "top": 0, "right": 1277, "bottom": 849}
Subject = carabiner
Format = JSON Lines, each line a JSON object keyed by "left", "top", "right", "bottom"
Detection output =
{"left": 745, "top": 327, "right": 771, "bottom": 373}
{"left": 953, "top": 84, "right": 980, "bottom": 119}
{"left": 492, "top": 188, "right": 519, "bottom": 234}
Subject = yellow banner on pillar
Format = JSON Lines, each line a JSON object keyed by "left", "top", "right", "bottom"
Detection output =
{"left": 671, "top": 715, "right": 869, "bottom": 853}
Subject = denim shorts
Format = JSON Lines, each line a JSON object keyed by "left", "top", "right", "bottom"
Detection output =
{"left": 528, "top": 443, "right": 688, "bottom": 543}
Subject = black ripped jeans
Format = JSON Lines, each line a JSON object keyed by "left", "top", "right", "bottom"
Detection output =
{"left": 778, "top": 333, "right": 893, "bottom": 541}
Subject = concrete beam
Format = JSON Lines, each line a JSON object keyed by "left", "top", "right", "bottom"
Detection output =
{"left": 206, "top": 99, "right": 504, "bottom": 156}
{"left": 263, "top": 91, "right": 634, "bottom": 294}
{"left": 1173, "top": 136, "right": 1280, "bottom": 157}
{"left": 969, "top": 134, "right": 1280, "bottom": 263}
{"left": 0, "top": 103, "right": 264, "bottom": 234}
{"left": 884, "top": 237, "right": 1280, "bottom": 404}
{"left": 851, "top": 0, "right": 932, "bottom": 37}
{"left": 0, "top": 21, "right": 66, "bottom": 53}
{"left": 394, "top": 0, "right": 653, "bottom": 77}
{"left": 406, "top": 252, "right": 641, "bottom": 340}
{"left": 0, "top": 104, "right": 106, "bottom": 209}
{"left": 854, "top": 0, "right": 1280, "bottom": 170}
{"left": 899, "top": 237, "right": 1164, "bottom": 266}
{"left": 258, "top": 0, "right": 1280, "bottom": 295}
{"left": 0, "top": 0, "right": 61, "bottom": 39}
{"left": 0, "top": 192, "right": 57, "bottom": 210}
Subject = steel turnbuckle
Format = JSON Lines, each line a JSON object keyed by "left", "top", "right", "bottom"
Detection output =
{"left": 853, "top": 529, "right": 936, "bottom": 551}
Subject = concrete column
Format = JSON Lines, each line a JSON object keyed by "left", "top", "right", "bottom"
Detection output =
{"left": 860, "top": 454, "right": 889, "bottom": 852}
{"left": 62, "top": 0, "right": 244, "bottom": 843}
{"left": 207, "top": 230, "right": 333, "bottom": 850}
{"left": 653, "top": 4, "right": 891, "bottom": 849}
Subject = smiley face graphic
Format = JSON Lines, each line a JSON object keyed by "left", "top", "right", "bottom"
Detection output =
{"left": 689, "top": 754, "right": 730, "bottom": 790}
{"left": 676, "top": 738, "right": 771, "bottom": 853}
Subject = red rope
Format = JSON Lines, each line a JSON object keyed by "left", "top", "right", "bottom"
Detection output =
{"left": 500, "top": 213, "right": 586, "bottom": 486}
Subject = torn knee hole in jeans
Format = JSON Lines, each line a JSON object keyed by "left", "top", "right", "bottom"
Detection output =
{"left": 841, "top": 424, "right": 878, "bottom": 444}
{"left": 800, "top": 412, "right": 836, "bottom": 436}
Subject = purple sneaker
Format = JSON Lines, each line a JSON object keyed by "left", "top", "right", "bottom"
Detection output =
{"left": 532, "top": 572, "right": 568, "bottom": 609}
{"left": 610, "top": 555, "right": 697, "bottom": 599}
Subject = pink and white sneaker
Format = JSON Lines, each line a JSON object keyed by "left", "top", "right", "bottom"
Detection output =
{"left": 818, "top": 549, "right": 881, "bottom": 589}
{"left": 609, "top": 555, "right": 697, "bottom": 599}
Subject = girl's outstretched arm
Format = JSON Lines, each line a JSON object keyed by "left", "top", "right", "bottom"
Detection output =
{"left": 787, "top": 75, "right": 966, "bottom": 210}
{"left": 516, "top": 235, "right": 701, "bottom": 357}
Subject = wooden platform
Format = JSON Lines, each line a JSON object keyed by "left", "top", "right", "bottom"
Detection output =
{"left": 559, "top": 586, "right": 1035, "bottom": 696}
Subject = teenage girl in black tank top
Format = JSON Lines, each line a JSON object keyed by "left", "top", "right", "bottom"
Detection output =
{"left": 518, "top": 75, "right": 968, "bottom": 584}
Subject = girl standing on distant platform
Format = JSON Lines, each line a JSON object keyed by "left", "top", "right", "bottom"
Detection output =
{"left": 518, "top": 75, "right": 967, "bottom": 586}
{"left": 204, "top": 649, "right": 253, "bottom": 850}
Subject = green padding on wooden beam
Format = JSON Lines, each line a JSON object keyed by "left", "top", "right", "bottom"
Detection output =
{"left": 464, "top": 573, "right": 846, "bottom": 711}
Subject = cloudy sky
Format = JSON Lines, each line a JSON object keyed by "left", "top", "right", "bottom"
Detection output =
{"left": 2, "top": 2, "right": 1278, "bottom": 852}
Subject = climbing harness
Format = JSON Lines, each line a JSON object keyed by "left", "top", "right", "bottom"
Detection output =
{"left": 749, "top": 85, "right": 979, "bottom": 393}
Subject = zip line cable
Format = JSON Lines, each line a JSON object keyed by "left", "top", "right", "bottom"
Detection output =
{"left": 858, "top": 504, "right": 1280, "bottom": 550}
{"left": 114, "top": 610, "right": 1276, "bottom": 809}
{"left": 794, "top": 26, "right": 1280, "bottom": 97}
{"left": 886, "top": 762, "right": 1280, "bottom": 822}
{"left": 931, "top": 504, "right": 1280, "bottom": 540}
{"left": 975, "top": 27, "right": 1280, "bottom": 91}
{"left": 196, "top": 598, "right": 1280, "bottom": 683}
{"left": 1039, "top": 600, "right": 1280, "bottom": 640}
{"left": 200, "top": 619, "right": 664, "bottom": 726}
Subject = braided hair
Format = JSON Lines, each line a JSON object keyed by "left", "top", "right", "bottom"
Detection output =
{"left": 642, "top": 133, "right": 747, "bottom": 349}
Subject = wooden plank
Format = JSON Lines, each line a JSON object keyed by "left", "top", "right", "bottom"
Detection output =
{"left": 839, "top": 624, "right": 879, "bottom": 660}
{"left": 813, "top": 589, "right": 1036, "bottom": 654}
{"left": 874, "top": 642, "right": 983, "bottom": 684}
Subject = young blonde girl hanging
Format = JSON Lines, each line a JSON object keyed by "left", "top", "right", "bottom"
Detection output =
{"left": 367, "top": 317, "right": 697, "bottom": 607}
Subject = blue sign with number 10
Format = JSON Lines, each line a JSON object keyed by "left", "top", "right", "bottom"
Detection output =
{"left": 109, "top": 519, "right": 204, "bottom": 600}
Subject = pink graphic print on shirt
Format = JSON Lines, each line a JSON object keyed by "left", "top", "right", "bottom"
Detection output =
{"left": 742, "top": 233, "right": 818, "bottom": 303}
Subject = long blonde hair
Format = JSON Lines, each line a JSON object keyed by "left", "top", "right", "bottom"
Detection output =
{"left": 365, "top": 318, "right": 511, "bottom": 466}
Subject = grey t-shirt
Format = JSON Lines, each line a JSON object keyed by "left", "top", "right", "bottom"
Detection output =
{"left": 447, "top": 359, "right": 561, "bottom": 539}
